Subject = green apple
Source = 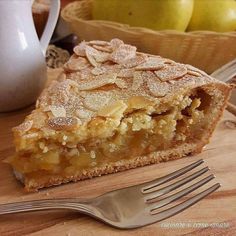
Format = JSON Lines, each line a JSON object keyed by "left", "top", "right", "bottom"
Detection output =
{"left": 188, "top": 0, "right": 236, "bottom": 32}
{"left": 92, "top": 0, "right": 194, "bottom": 31}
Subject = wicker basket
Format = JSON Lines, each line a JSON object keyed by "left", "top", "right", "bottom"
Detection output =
{"left": 61, "top": 0, "right": 236, "bottom": 74}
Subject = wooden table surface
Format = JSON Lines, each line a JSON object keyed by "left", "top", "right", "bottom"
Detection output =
{"left": 0, "top": 70, "right": 236, "bottom": 236}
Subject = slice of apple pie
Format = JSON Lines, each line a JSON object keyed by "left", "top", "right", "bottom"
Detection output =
{"left": 8, "top": 39, "right": 232, "bottom": 191}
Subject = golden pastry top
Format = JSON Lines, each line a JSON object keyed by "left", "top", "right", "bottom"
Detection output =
{"left": 13, "top": 39, "right": 220, "bottom": 135}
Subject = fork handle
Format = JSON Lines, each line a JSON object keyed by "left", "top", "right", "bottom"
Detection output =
{"left": 0, "top": 199, "right": 94, "bottom": 215}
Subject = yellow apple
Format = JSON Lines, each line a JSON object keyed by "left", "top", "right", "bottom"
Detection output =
{"left": 92, "top": 0, "right": 194, "bottom": 31}
{"left": 188, "top": 0, "right": 236, "bottom": 32}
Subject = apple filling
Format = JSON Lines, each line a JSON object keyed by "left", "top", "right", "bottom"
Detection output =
{"left": 9, "top": 88, "right": 213, "bottom": 177}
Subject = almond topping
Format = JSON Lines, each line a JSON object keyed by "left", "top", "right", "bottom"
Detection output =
{"left": 91, "top": 67, "right": 107, "bottom": 76}
{"left": 73, "top": 41, "right": 87, "bottom": 56}
{"left": 135, "top": 57, "right": 165, "bottom": 71}
{"left": 86, "top": 50, "right": 100, "bottom": 67}
{"left": 48, "top": 117, "right": 78, "bottom": 130}
{"left": 118, "top": 68, "right": 134, "bottom": 78}
{"left": 187, "top": 70, "right": 202, "bottom": 77}
{"left": 64, "top": 57, "right": 89, "bottom": 71}
{"left": 122, "top": 55, "right": 146, "bottom": 68}
{"left": 85, "top": 45, "right": 110, "bottom": 67}
{"left": 110, "top": 38, "right": 124, "bottom": 50}
{"left": 89, "top": 40, "right": 110, "bottom": 46}
{"left": 83, "top": 92, "right": 112, "bottom": 111}
{"left": 154, "top": 64, "right": 187, "bottom": 81}
{"left": 77, "top": 72, "right": 117, "bottom": 90}
{"left": 115, "top": 78, "right": 128, "bottom": 89}
{"left": 146, "top": 75, "right": 169, "bottom": 97}
{"left": 92, "top": 45, "right": 113, "bottom": 53}
{"left": 49, "top": 106, "right": 66, "bottom": 117}
{"left": 98, "top": 100, "right": 127, "bottom": 118}
{"left": 132, "top": 71, "right": 143, "bottom": 91}
{"left": 186, "top": 64, "right": 207, "bottom": 76}
{"left": 76, "top": 108, "right": 95, "bottom": 120}
{"left": 110, "top": 44, "right": 136, "bottom": 64}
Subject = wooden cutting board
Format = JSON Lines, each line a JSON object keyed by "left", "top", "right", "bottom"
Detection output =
{"left": 0, "top": 70, "right": 236, "bottom": 236}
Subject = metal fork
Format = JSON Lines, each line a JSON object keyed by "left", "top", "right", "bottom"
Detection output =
{"left": 0, "top": 160, "right": 219, "bottom": 229}
{"left": 211, "top": 58, "right": 236, "bottom": 110}
{"left": 211, "top": 58, "right": 236, "bottom": 83}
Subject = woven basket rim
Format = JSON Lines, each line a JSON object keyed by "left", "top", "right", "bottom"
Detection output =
{"left": 61, "top": 1, "right": 236, "bottom": 37}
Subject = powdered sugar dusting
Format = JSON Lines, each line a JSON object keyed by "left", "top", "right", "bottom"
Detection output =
{"left": 154, "top": 64, "right": 188, "bottom": 81}
{"left": 48, "top": 117, "right": 79, "bottom": 130}
{"left": 27, "top": 38, "right": 211, "bottom": 130}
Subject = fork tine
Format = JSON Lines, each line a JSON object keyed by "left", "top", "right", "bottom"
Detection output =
{"left": 149, "top": 183, "right": 220, "bottom": 222}
{"left": 143, "top": 167, "right": 209, "bottom": 199}
{"left": 141, "top": 159, "right": 204, "bottom": 193}
{"left": 146, "top": 174, "right": 215, "bottom": 210}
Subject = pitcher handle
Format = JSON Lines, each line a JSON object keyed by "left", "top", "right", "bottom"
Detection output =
{"left": 33, "top": 0, "right": 60, "bottom": 55}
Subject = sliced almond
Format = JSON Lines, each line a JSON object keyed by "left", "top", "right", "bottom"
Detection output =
{"left": 115, "top": 78, "right": 128, "bottom": 89}
{"left": 122, "top": 55, "right": 146, "bottom": 68}
{"left": 85, "top": 45, "right": 109, "bottom": 66}
{"left": 146, "top": 76, "right": 169, "bottom": 97}
{"left": 83, "top": 92, "right": 112, "bottom": 111}
{"left": 140, "top": 71, "right": 155, "bottom": 80}
{"left": 77, "top": 72, "right": 117, "bottom": 90}
{"left": 91, "top": 67, "right": 107, "bottom": 76}
{"left": 67, "top": 71, "right": 83, "bottom": 81}
{"left": 132, "top": 71, "right": 143, "bottom": 91}
{"left": 94, "top": 52, "right": 110, "bottom": 63}
{"left": 76, "top": 108, "right": 95, "bottom": 120}
{"left": 67, "top": 71, "right": 94, "bottom": 82}
{"left": 92, "top": 45, "right": 113, "bottom": 53}
{"left": 73, "top": 41, "right": 87, "bottom": 56}
{"left": 102, "top": 63, "right": 122, "bottom": 74}
{"left": 186, "top": 64, "right": 207, "bottom": 76}
{"left": 110, "top": 38, "right": 124, "bottom": 50}
{"left": 49, "top": 106, "right": 66, "bottom": 117}
{"left": 98, "top": 100, "right": 127, "bottom": 118}
{"left": 154, "top": 64, "right": 187, "bottom": 81}
{"left": 89, "top": 40, "right": 110, "bottom": 46}
{"left": 187, "top": 70, "right": 202, "bottom": 77}
{"left": 48, "top": 117, "right": 78, "bottom": 130}
{"left": 74, "top": 68, "right": 94, "bottom": 81}
{"left": 64, "top": 57, "right": 89, "bottom": 71}
{"left": 110, "top": 44, "right": 137, "bottom": 64}
{"left": 63, "top": 96, "right": 83, "bottom": 117}
{"left": 118, "top": 68, "right": 134, "bottom": 78}
{"left": 135, "top": 57, "right": 165, "bottom": 71}
{"left": 86, "top": 50, "right": 100, "bottom": 67}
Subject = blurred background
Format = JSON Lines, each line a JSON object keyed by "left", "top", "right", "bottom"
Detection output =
{"left": 34, "top": 0, "right": 236, "bottom": 75}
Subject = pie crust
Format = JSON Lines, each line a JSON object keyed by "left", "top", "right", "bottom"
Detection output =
{"left": 7, "top": 39, "right": 232, "bottom": 191}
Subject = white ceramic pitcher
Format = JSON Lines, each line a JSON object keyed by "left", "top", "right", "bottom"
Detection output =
{"left": 0, "top": 0, "right": 60, "bottom": 112}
